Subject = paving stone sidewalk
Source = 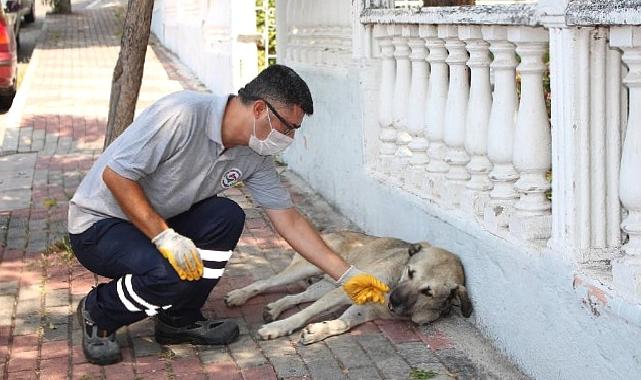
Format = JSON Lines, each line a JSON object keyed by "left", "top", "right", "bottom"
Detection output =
{"left": 0, "top": 0, "right": 529, "bottom": 379}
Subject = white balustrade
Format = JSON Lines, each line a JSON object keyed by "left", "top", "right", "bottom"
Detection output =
{"left": 425, "top": 25, "right": 450, "bottom": 200}
{"left": 508, "top": 27, "right": 551, "bottom": 241}
{"left": 278, "top": 0, "right": 641, "bottom": 303}
{"left": 390, "top": 26, "right": 414, "bottom": 182}
{"left": 441, "top": 25, "right": 470, "bottom": 207}
{"left": 374, "top": 25, "right": 398, "bottom": 176}
{"left": 460, "top": 26, "right": 493, "bottom": 217}
{"left": 610, "top": 26, "right": 641, "bottom": 301}
{"left": 483, "top": 26, "right": 519, "bottom": 233}
{"left": 405, "top": 25, "right": 429, "bottom": 194}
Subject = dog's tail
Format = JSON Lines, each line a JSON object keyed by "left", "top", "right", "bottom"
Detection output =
{"left": 408, "top": 243, "right": 423, "bottom": 256}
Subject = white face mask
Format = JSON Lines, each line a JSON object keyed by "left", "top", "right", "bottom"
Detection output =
{"left": 248, "top": 110, "right": 294, "bottom": 156}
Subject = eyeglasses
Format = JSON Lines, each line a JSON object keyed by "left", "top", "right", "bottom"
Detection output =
{"left": 260, "top": 98, "right": 302, "bottom": 135}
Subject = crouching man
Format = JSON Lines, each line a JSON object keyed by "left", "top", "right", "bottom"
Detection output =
{"left": 68, "top": 64, "right": 388, "bottom": 365}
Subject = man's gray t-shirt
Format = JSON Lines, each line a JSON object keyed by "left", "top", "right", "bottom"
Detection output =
{"left": 68, "top": 90, "right": 293, "bottom": 234}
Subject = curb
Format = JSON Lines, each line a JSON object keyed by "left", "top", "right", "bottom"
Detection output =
{"left": 0, "top": 17, "right": 49, "bottom": 156}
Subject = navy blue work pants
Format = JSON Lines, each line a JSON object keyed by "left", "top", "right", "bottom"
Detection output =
{"left": 69, "top": 196, "right": 245, "bottom": 332}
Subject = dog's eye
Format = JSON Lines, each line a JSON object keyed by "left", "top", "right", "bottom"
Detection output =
{"left": 421, "top": 287, "right": 433, "bottom": 297}
{"left": 408, "top": 269, "right": 415, "bottom": 279}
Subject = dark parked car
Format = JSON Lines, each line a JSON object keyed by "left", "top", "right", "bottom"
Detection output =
{"left": 0, "top": 0, "right": 18, "bottom": 106}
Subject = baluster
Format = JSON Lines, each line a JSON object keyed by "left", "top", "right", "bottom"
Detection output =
{"left": 483, "top": 26, "right": 519, "bottom": 234}
{"left": 425, "top": 25, "right": 450, "bottom": 200}
{"left": 460, "top": 25, "right": 493, "bottom": 216}
{"left": 301, "top": 1, "right": 313, "bottom": 64}
{"left": 289, "top": 1, "right": 302, "bottom": 63}
{"left": 390, "top": 26, "right": 414, "bottom": 183}
{"left": 442, "top": 25, "right": 470, "bottom": 207}
{"left": 405, "top": 25, "right": 429, "bottom": 194}
{"left": 374, "top": 24, "right": 397, "bottom": 175}
{"left": 508, "top": 27, "right": 551, "bottom": 241}
{"left": 610, "top": 27, "right": 641, "bottom": 301}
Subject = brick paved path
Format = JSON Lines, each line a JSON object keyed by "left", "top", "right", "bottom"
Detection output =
{"left": 0, "top": 0, "right": 528, "bottom": 379}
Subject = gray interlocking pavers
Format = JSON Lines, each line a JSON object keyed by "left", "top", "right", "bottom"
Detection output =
{"left": 297, "top": 341, "right": 347, "bottom": 380}
{"left": 258, "top": 339, "right": 310, "bottom": 378}
{"left": 131, "top": 336, "right": 163, "bottom": 357}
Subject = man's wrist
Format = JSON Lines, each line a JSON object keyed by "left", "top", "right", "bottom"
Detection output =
{"left": 338, "top": 265, "right": 364, "bottom": 285}
{"left": 151, "top": 228, "right": 174, "bottom": 244}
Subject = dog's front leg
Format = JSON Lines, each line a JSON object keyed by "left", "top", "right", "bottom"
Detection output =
{"left": 264, "top": 279, "right": 336, "bottom": 322}
{"left": 257, "top": 287, "right": 350, "bottom": 340}
{"left": 225, "top": 261, "right": 322, "bottom": 306}
{"left": 300, "top": 303, "right": 389, "bottom": 345}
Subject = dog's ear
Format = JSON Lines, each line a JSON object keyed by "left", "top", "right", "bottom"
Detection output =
{"left": 408, "top": 244, "right": 423, "bottom": 256}
{"left": 455, "top": 285, "right": 473, "bottom": 318}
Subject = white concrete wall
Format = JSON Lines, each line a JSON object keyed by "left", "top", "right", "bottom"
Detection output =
{"left": 284, "top": 65, "right": 641, "bottom": 380}
{"left": 151, "top": 0, "right": 258, "bottom": 95}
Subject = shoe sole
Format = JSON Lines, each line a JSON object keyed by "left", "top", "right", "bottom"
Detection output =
{"left": 77, "top": 299, "right": 122, "bottom": 365}
{"left": 155, "top": 326, "right": 240, "bottom": 346}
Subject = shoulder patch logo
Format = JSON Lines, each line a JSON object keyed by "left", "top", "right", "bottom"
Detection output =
{"left": 221, "top": 168, "right": 242, "bottom": 188}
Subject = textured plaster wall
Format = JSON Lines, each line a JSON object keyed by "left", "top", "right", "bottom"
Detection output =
{"left": 284, "top": 67, "right": 641, "bottom": 380}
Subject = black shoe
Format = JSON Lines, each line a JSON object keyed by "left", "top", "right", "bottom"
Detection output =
{"left": 154, "top": 317, "right": 240, "bottom": 345}
{"left": 77, "top": 297, "right": 122, "bottom": 365}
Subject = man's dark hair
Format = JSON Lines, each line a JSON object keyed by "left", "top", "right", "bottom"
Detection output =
{"left": 238, "top": 64, "right": 313, "bottom": 115}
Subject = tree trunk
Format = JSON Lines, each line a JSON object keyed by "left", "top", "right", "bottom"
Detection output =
{"left": 55, "top": 0, "right": 72, "bottom": 13}
{"left": 104, "top": 0, "right": 155, "bottom": 148}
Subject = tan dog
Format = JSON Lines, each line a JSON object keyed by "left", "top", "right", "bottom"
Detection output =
{"left": 224, "top": 231, "right": 472, "bottom": 344}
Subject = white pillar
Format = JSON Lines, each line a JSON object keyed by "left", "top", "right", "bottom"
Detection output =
{"left": 460, "top": 26, "right": 493, "bottom": 217}
{"left": 405, "top": 25, "right": 429, "bottom": 194}
{"left": 441, "top": 25, "right": 470, "bottom": 208}
{"left": 611, "top": 26, "right": 641, "bottom": 302}
{"left": 276, "top": 0, "right": 289, "bottom": 64}
{"left": 425, "top": 25, "right": 450, "bottom": 200}
{"left": 390, "top": 26, "right": 414, "bottom": 182}
{"left": 482, "top": 26, "right": 519, "bottom": 234}
{"left": 287, "top": 0, "right": 302, "bottom": 63}
{"left": 541, "top": 22, "right": 625, "bottom": 261}
{"left": 374, "top": 25, "right": 398, "bottom": 176}
{"left": 508, "top": 27, "right": 551, "bottom": 242}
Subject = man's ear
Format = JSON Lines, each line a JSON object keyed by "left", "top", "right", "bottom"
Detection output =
{"left": 252, "top": 99, "right": 266, "bottom": 118}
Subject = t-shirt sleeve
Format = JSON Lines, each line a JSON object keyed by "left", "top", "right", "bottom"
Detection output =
{"left": 106, "top": 109, "right": 186, "bottom": 181}
{"left": 244, "top": 157, "right": 294, "bottom": 210}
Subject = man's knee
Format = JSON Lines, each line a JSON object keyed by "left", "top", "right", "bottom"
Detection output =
{"left": 143, "top": 265, "right": 192, "bottom": 303}
{"left": 219, "top": 197, "right": 246, "bottom": 236}
{"left": 201, "top": 197, "right": 245, "bottom": 250}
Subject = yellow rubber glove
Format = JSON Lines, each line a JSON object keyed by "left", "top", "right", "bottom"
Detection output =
{"left": 151, "top": 228, "right": 203, "bottom": 281}
{"left": 338, "top": 266, "right": 389, "bottom": 305}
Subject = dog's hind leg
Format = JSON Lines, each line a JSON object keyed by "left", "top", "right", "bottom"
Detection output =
{"left": 300, "top": 303, "right": 391, "bottom": 345}
{"left": 263, "top": 279, "right": 336, "bottom": 322}
{"left": 257, "top": 287, "right": 351, "bottom": 340}
{"left": 224, "top": 258, "right": 323, "bottom": 307}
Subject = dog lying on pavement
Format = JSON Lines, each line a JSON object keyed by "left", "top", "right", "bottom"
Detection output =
{"left": 224, "top": 231, "right": 472, "bottom": 344}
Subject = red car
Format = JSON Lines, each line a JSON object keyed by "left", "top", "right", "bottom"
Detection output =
{"left": 0, "top": 0, "right": 18, "bottom": 106}
{"left": 0, "top": 0, "right": 34, "bottom": 106}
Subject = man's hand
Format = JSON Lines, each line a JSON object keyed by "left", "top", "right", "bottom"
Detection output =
{"left": 152, "top": 228, "right": 203, "bottom": 281}
{"left": 338, "top": 266, "right": 389, "bottom": 304}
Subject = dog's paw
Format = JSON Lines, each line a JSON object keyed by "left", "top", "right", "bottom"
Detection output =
{"left": 263, "top": 303, "right": 281, "bottom": 323}
{"left": 300, "top": 321, "right": 331, "bottom": 345}
{"left": 224, "top": 289, "right": 251, "bottom": 307}
{"left": 300, "top": 320, "right": 347, "bottom": 345}
{"left": 257, "top": 321, "right": 293, "bottom": 340}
